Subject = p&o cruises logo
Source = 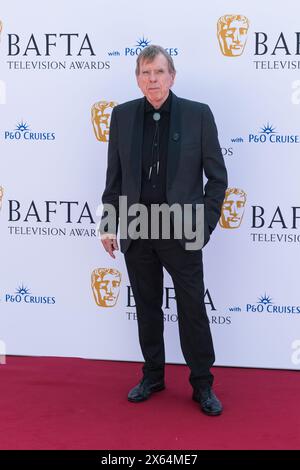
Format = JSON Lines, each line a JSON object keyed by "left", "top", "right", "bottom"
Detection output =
{"left": 231, "top": 123, "right": 300, "bottom": 145}
{"left": 107, "top": 36, "right": 179, "bottom": 58}
{"left": 4, "top": 284, "right": 56, "bottom": 305}
{"left": 246, "top": 294, "right": 300, "bottom": 315}
{"left": 4, "top": 121, "right": 56, "bottom": 141}
{"left": 248, "top": 123, "right": 300, "bottom": 144}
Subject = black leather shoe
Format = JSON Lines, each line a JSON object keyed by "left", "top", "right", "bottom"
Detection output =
{"left": 128, "top": 378, "right": 165, "bottom": 403}
{"left": 193, "top": 386, "right": 223, "bottom": 416}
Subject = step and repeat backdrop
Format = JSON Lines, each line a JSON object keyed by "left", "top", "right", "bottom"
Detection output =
{"left": 1, "top": 0, "right": 300, "bottom": 369}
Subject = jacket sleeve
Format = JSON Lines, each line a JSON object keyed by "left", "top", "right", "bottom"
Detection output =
{"left": 202, "top": 104, "right": 228, "bottom": 234}
{"left": 101, "top": 107, "right": 121, "bottom": 234}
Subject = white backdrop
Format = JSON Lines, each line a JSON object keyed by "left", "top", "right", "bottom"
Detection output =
{"left": 1, "top": 0, "right": 300, "bottom": 369}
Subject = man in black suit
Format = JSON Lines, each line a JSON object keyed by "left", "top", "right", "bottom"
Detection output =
{"left": 101, "top": 45, "right": 227, "bottom": 416}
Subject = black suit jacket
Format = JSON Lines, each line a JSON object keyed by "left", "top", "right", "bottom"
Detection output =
{"left": 101, "top": 92, "right": 228, "bottom": 253}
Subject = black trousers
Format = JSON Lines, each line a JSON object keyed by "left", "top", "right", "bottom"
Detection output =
{"left": 124, "top": 233, "right": 215, "bottom": 392}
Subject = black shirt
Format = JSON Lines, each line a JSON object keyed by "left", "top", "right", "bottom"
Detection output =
{"left": 140, "top": 91, "right": 172, "bottom": 205}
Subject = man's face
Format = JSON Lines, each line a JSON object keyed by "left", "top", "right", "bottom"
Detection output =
{"left": 92, "top": 271, "right": 121, "bottom": 307}
{"left": 220, "top": 192, "right": 246, "bottom": 228}
{"left": 136, "top": 53, "right": 175, "bottom": 109}
{"left": 218, "top": 18, "right": 248, "bottom": 57}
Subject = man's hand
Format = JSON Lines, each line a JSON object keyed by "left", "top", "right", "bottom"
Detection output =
{"left": 101, "top": 233, "right": 119, "bottom": 259}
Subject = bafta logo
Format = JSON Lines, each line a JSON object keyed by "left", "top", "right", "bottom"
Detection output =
{"left": 219, "top": 188, "right": 247, "bottom": 229}
{"left": 0, "top": 186, "right": 4, "bottom": 212}
{"left": 91, "top": 268, "right": 121, "bottom": 307}
{"left": 91, "top": 101, "right": 118, "bottom": 142}
{"left": 217, "top": 15, "right": 249, "bottom": 57}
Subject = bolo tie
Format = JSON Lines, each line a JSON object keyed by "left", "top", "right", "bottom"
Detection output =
{"left": 148, "top": 111, "right": 161, "bottom": 180}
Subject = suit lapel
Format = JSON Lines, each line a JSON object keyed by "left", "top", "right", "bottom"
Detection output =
{"left": 130, "top": 98, "right": 144, "bottom": 196}
{"left": 167, "top": 92, "right": 181, "bottom": 189}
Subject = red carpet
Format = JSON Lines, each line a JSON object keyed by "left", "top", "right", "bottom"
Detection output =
{"left": 0, "top": 356, "right": 299, "bottom": 450}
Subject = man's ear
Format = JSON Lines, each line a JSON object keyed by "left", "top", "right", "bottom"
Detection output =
{"left": 136, "top": 74, "right": 142, "bottom": 91}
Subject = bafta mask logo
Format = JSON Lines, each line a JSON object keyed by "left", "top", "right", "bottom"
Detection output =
{"left": 91, "top": 268, "right": 121, "bottom": 307}
{"left": 219, "top": 188, "right": 247, "bottom": 229}
{"left": 91, "top": 101, "right": 118, "bottom": 142}
{"left": 0, "top": 186, "right": 4, "bottom": 212}
{"left": 217, "top": 15, "right": 250, "bottom": 57}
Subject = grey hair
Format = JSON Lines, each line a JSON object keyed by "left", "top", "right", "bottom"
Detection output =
{"left": 135, "top": 45, "right": 176, "bottom": 76}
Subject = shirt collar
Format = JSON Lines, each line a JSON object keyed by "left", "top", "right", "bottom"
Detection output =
{"left": 144, "top": 90, "right": 172, "bottom": 114}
